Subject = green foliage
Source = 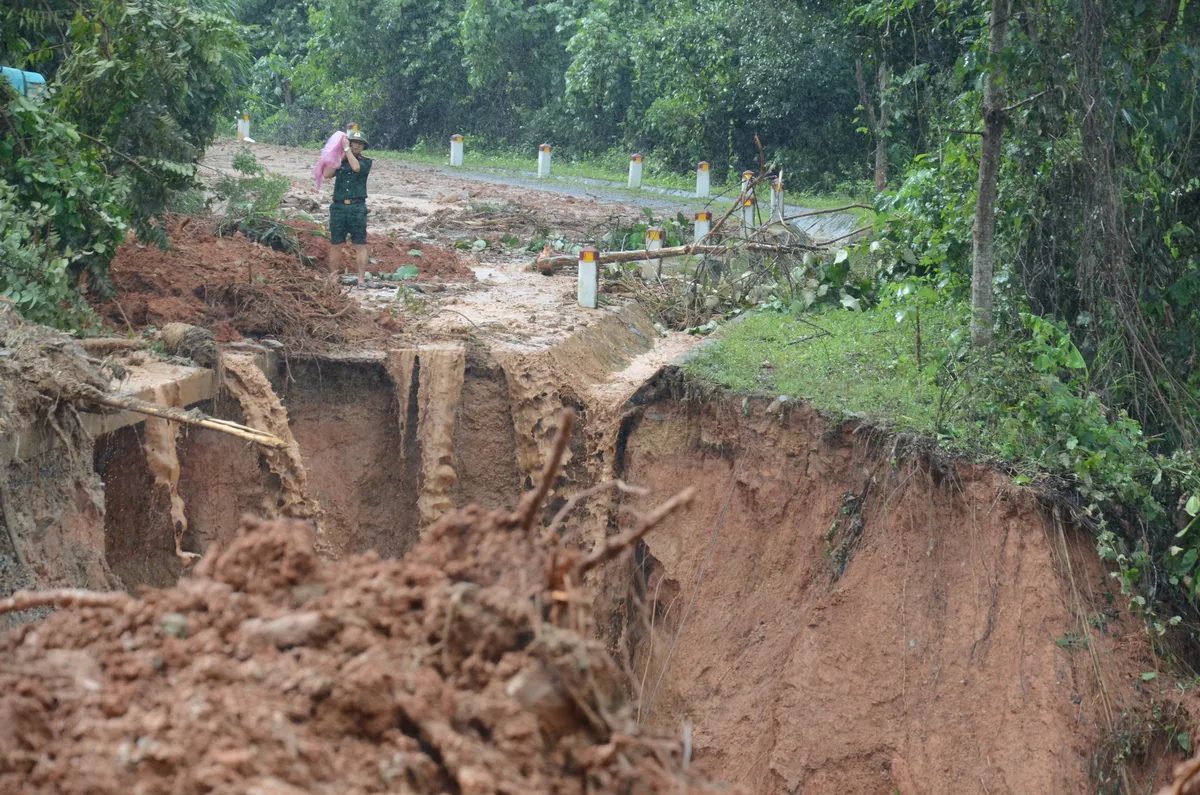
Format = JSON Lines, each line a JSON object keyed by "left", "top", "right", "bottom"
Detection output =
{"left": 3, "top": 0, "right": 246, "bottom": 246}
{"left": 684, "top": 302, "right": 954, "bottom": 428}
{"left": 0, "top": 91, "right": 128, "bottom": 329}
{"left": 213, "top": 148, "right": 300, "bottom": 254}
{"left": 233, "top": 0, "right": 864, "bottom": 186}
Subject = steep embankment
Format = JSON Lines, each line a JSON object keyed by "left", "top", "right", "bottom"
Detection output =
{"left": 610, "top": 372, "right": 1162, "bottom": 794}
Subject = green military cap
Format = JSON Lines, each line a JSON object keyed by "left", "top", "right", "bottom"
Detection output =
{"left": 346, "top": 130, "right": 369, "bottom": 147}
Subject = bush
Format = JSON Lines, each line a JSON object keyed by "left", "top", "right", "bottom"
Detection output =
{"left": 0, "top": 92, "right": 129, "bottom": 330}
{"left": 213, "top": 148, "right": 301, "bottom": 254}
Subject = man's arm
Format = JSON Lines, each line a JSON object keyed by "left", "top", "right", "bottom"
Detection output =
{"left": 345, "top": 146, "right": 361, "bottom": 173}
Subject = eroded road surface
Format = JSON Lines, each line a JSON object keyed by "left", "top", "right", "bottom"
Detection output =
{"left": 203, "top": 140, "right": 700, "bottom": 404}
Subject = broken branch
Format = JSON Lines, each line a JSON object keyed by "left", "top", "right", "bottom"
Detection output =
{"left": 518, "top": 408, "right": 575, "bottom": 533}
{"left": 545, "top": 479, "right": 650, "bottom": 539}
{"left": 579, "top": 487, "right": 695, "bottom": 574}
{"left": 73, "top": 386, "right": 289, "bottom": 449}
{"left": 781, "top": 204, "right": 874, "bottom": 222}
{"left": 77, "top": 337, "right": 146, "bottom": 354}
{"left": 534, "top": 241, "right": 822, "bottom": 273}
{"left": 0, "top": 588, "right": 132, "bottom": 616}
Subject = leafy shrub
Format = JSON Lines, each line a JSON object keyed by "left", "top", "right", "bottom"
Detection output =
{"left": 1, "top": 92, "right": 128, "bottom": 330}
{"left": 214, "top": 148, "right": 301, "bottom": 254}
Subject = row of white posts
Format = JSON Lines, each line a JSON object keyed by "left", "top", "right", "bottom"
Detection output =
{"left": 444, "top": 136, "right": 785, "bottom": 207}
{"left": 440, "top": 135, "right": 793, "bottom": 308}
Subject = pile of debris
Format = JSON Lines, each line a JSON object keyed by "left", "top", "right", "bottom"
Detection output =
{"left": 0, "top": 415, "right": 728, "bottom": 794}
{"left": 95, "top": 216, "right": 387, "bottom": 349}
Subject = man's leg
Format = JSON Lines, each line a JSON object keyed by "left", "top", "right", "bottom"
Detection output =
{"left": 354, "top": 244, "right": 368, "bottom": 285}
{"left": 329, "top": 242, "right": 343, "bottom": 285}
{"left": 349, "top": 205, "right": 369, "bottom": 285}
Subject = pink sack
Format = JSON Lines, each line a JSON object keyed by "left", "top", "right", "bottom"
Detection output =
{"left": 312, "top": 131, "right": 348, "bottom": 190}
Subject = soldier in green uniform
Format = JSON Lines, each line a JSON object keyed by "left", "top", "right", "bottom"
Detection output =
{"left": 323, "top": 130, "right": 372, "bottom": 285}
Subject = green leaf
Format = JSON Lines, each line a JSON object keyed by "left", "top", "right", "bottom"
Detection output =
{"left": 395, "top": 265, "right": 420, "bottom": 280}
{"left": 1140, "top": 671, "right": 1158, "bottom": 681}
{"left": 408, "top": 249, "right": 423, "bottom": 257}
{"left": 1186, "top": 495, "right": 1200, "bottom": 517}
{"left": 1180, "top": 733, "right": 1191, "bottom": 754}
{"left": 1065, "top": 346, "right": 1086, "bottom": 369}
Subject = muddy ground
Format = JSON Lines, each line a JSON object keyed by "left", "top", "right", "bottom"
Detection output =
{"left": 203, "top": 141, "right": 676, "bottom": 350}
{"left": 1, "top": 139, "right": 1195, "bottom": 795}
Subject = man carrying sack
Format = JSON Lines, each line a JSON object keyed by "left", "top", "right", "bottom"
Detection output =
{"left": 323, "top": 130, "right": 372, "bottom": 285}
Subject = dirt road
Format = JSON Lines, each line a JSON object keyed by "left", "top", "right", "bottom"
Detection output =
{"left": 203, "top": 140, "right": 701, "bottom": 400}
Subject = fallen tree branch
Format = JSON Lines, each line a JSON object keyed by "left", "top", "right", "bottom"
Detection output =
{"left": 0, "top": 588, "right": 132, "bottom": 616}
{"left": 72, "top": 386, "right": 289, "bottom": 449}
{"left": 579, "top": 487, "right": 695, "bottom": 575}
{"left": 814, "top": 225, "right": 874, "bottom": 247}
{"left": 77, "top": 337, "right": 145, "bottom": 354}
{"left": 781, "top": 204, "right": 874, "bottom": 222}
{"left": 533, "top": 241, "right": 823, "bottom": 273}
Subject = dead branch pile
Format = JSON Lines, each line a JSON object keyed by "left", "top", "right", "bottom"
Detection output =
{"left": 0, "top": 303, "right": 109, "bottom": 436}
{"left": 0, "top": 412, "right": 731, "bottom": 795}
{"left": 219, "top": 271, "right": 383, "bottom": 352}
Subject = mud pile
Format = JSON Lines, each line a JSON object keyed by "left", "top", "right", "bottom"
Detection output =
{"left": 0, "top": 491, "right": 727, "bottom": 793}
{"left": 96, "top": 217, "right": 386, "bottom": 347}
{"left": 288, "top": 218, "right": 475, "bottom": 281}
{"left": 0, "top": 302, "right": 108, "bottom": 431}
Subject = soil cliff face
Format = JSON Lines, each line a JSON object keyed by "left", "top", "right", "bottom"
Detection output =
{"left": 612, "top": 382, "right": 1153, "bottom": 794}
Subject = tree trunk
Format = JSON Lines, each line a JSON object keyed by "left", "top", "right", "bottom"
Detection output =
{"left": 874, "top": 61, "right": 889, "bottom": 191}
{"left": 970, "top": 0, "right": 1011, "bottom": 347}
{"left": 856, "top": 57, "right": 888, "bottom": 191}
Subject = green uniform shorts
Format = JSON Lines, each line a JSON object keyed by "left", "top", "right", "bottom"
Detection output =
{"left": 329, "top": 202, "right": 368, "bottom": 245}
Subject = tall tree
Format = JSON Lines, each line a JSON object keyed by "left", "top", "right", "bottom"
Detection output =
{"left": 969, "top": 0, "right": 1010, "bottom": 347}
{"left": 856, "top": 57, "right": 888, "bottom": 190}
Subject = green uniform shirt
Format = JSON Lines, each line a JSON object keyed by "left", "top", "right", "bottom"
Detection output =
{"left": 331, "top": 156, "right": 372, "bottom": 202}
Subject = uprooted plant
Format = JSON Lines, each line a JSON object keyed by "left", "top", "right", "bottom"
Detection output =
{"left": 213, "top": 146, "right": 308, "bottom": 258}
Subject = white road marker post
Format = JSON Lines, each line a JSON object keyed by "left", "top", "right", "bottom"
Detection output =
{"left": 694, "top": 210, "right": 712, "bottom": 245}
{"left": 741, "top": 169, "right": 755, "bottom": 196}
{"left": 538, "top": 144, "right": 552, "bottom": 178}
{"left": 628, "top": 153, "right": 644, "bottom": 188}
{"left": 642, "top": 227, "right": 664, "bottom": 281}
{"left": 771, "top": 172, "right": 785, "bottom": 221}
{"left": 696, "top": 161, "right": 711, "bottom": 198}
{"left": 578, "top": 247, "right": 599, "bottom": 308}
{"left": 237, "top": 113, "right": 255, "bottom": 143}
{"left": 741, "top": 197, "right": 756, "bottom": 239}
{"left": 450, "top": 134, "right": 464, "bottom": 167}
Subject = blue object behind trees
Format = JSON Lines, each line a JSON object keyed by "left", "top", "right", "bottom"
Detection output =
{"left": 1, "top": 67, "right": 46, "bottom": 98}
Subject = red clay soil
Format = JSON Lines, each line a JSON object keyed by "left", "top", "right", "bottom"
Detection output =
{"left": 0, "top": 504, "right": 734, "bottom": 795}
{"left": 95, "top": 216, "right": 468, "bottom": 344}
{"left": 289, "top": 219, "right": 475, "bottom": 281}
{"left": 614, "top": 395, "right": 1174, "bottom": 794}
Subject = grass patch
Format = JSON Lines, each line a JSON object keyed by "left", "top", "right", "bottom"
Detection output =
{"left": 685, "top": 304, "right": 957, "bottom": 432}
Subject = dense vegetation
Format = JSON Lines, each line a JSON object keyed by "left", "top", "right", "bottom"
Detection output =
{"left": 238, "top": 0, "right": 866, "bottom": 188}
{"left": 1, "top": 0, "right": 244, "bottom": 327}
{"left": 7, "top": 0, "right": 1200, "bottom": 668}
